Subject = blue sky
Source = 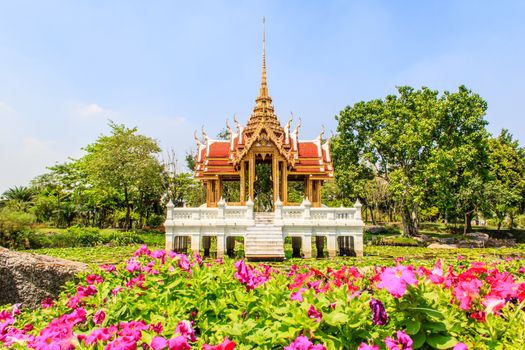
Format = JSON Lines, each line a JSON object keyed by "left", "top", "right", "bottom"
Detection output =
{"left": 1, "top": 1, "right": 524, "bottom": 192}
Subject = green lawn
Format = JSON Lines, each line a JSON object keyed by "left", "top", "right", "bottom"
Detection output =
{"left": 27, "top": 243, "right": 525, "bottom": 267}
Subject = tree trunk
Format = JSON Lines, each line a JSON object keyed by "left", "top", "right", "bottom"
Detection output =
{"left": 369, "top": 206, "right": 376, "bottom": 225}
{"left": 400, "top": 204, "right": 418, "bottom": 237}
{"left": 508, "top": 213, "right": 514, "bottom": 231}
{"left": 497, "top": 220, "right": 502, "bottom": 231}
{"left": 463, "top": 210, "right": 473, "bottom": 234}
{"left": 124, "top": 187, "right": 131, "bottom": 231}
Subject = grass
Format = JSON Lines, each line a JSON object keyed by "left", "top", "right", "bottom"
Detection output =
{"left": 28, "top": 242, "right": 525, "bottom": 267}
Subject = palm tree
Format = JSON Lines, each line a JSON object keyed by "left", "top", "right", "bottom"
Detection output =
{"left": 1, "top": 186, "right": 34, "bottom": 205}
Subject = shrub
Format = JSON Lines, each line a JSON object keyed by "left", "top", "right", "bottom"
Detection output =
{"left": 147, "top": 214, "right": 165, "bottom": 228}
{"left": 0, "top": 207, "right": 36, "bottom": 248}
{"left": 371, "top": 235, "right": 421, "bottom": 247}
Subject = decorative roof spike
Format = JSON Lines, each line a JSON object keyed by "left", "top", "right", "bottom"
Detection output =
{"left": 201, "top": 126, "right": 208, "bottom": 142}
{"left": 260, "top": 16, "right": 268, "bottom": 98}
{"left": 194, "top": 130, "right": 202, "bottom": 146}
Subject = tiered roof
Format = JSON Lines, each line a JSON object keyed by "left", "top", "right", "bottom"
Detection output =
{"left": 193, "top": 19, "right": 333, "bottom": 181}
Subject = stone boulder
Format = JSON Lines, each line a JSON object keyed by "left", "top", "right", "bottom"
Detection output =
{"left": 427, "top": 243, "right": 458, "bottom": 249}
{"left": 0, "top": 247, "right": 87, "bottom": 308}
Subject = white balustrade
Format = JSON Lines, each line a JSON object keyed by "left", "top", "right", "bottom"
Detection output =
{"left": 165, "top": 197, "right": 364, "bottom": 258}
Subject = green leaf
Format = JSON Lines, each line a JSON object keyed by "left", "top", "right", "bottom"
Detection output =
{"left": 412, "top": 332, "right": 426, "bottom": 349}
{"left": 323, "top": 311, "right": 349, "bottom": 326}
{"left": 426, "top": 334, "right": 458, "bottom": 349}
{"left": 405, "top": 319, "right": 421, "bottom": 335}
{"left": 409, "top": 307, "right": 445, "bottom": 320}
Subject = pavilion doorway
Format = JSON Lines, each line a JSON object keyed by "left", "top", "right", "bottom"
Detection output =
{"left": 253, "top": 155, "right": 273, "bottom": 212}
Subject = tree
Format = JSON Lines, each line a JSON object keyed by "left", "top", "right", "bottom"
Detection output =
{"left": 424, "top": 86, "right": 489, "bottom": 234}
{"left": 81, "top": 122, "right": 164, "bottom": 230}
{"left": 1, "top": 186, "right": 34, "bottom": 210}
{"left": 333, "top": 86, "right": 440, "bottom": 236}
{"left": 333, "top": 85, "right": 490, "bottom": 236}
{"left": 485, "top": 130, "right": 525, "bottom": 230}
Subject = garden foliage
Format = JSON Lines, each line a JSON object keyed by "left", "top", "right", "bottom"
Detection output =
{"left": 1, "top": 245, "right": 524, "bottom": 349}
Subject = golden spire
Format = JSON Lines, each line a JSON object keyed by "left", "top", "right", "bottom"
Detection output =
{"left": 259, "top": 16, "right": 268, "bottom": 98}
{"left": 245, "top": 17, "right": 284, "bottom": 136}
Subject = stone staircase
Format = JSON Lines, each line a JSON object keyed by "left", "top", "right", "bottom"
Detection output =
{"left": 244, "top": 213, "right": 285, "bottom": 261}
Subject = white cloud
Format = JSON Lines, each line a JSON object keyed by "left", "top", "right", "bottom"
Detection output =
{"left": 75, "top": 103, "right": 115, "bottom": 119}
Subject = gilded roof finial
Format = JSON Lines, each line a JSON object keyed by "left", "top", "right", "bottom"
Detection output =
{"left": 259, "top": 16, "right": 268, "bottom": 98}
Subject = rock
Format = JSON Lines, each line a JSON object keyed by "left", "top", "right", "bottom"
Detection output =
{"left": 366, "top": 226, "right": 389, "bottom": 234}
{"left": 0, "top": 247, "right": 87, "bottom": 308}
{"left": 413, "top": 234, "right": 436, "bottom": 243}
{"left": 427, "top": 243, "right": 458, "bottom": 249}
{"left": 485, "top": 238, "right": 516, "bottom": 248}
{"left": 457, "top": 240, "right": 485, "bottom": 248}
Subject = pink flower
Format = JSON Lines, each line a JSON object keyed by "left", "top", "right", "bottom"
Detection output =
{"left": 357, "top": 344, "right": 380, "bottom": 350}
{"left": 111, "top": 287, "right": 124, "bottom": 296}
{"left": 134, "top": 244, "right": 152, "bottom": 257}
{"left": 106, "top": 335, "right": 138, "bottom": 350}
{"left": 377, "top": 265, "right": 418, "bottom": 298}
{"left": 86, "top": 274, "right": 104, "bottom": 285}
{"left": 193, "top": 253, "right": 203, "bottom": 265}
{"left": 67, "top": 296, "right": 81, "bottom": 309}
{"left": 150, "top": 322, "right": 164, "bottom": 334}
{"left": 482, "top": 296, "right": 506, "bottom": 314}
{"left": 85, "top": 326, "right": 117, "bottom": 345}
{"left": 0, "top": 310, "right": 14, "bottom": 334}
{"left": 203, "top": 336, "right": 236, "bottom": 350}
{"left": 126, "top": 259, "right": 142, "bottom": 274}
{"left": 233, "top": 260, "right": 271, "bottom": 291}
{"left": 178, "top": 255, "right": 192, "bottom": 273}
{"left": 453, "top": 279, "right": 483, "bottom": 310}
{"left": 175, "top": 320, "right": 197, "bottom": 342}
{"left": 151, "top": 336, "right": 168, "bottom": 350}
{"left": 41, "top": 298, "right": 55, "bottom": 309}
{"left": 100, "top": 264, "right": 116, "bottom": 272}
{"left": 94, "top": 310, "right": 106, "bottom": 325}
{"left": 152, "top": 249, "right": 167, "bottom": 260}
{"left": 290, "top": 288, "right": 306, "bottom": 302}
{"left": 167, "top": 335, "right": 191, "bottom": 350}
{"left": 284, "top": 335, "right": 326, "bottom": 350}
{"left": 385, "top": 331, "right": 413, "bottom": 350}
{"left": 453, "top": 343, "right": 468, "bottom": 350}
{"left": 307, "top": 305, "right": 322, "bottom": 322}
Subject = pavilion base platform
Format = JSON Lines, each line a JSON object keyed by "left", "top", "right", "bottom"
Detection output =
{"left": 164, "top": 198, "right": 364, "bottom": 260}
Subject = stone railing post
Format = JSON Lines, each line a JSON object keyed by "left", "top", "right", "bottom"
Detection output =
{"left": 301, "top": 197, "right": 311, "bottom": 220}
{"left": 354, "top": 199, "right": 362, "bottom": 220}
{"left": 274, "top": 197, "right": 283, "bottom": 220}
{"left": 165, "top": 200, "right": 174, "bottom": 250}
{"left": 245, "top": 197, "right": 254, "bottom": 220}
{"left": 166, "top": 200, "right": 174, "bottom": 220}
{"left": 217, "top": 197, "right": 226, "bottom": 219}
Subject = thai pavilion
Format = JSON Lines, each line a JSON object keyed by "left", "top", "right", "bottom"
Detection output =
{"left": 165, "top": 21, "right": 363, "bottom": 260}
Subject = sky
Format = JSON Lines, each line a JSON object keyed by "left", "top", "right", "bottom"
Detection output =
{"left": 0, "top": 1, "right": 524, "bottom": 193}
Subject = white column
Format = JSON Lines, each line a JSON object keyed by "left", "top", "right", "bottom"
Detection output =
{"left": 302, "top": 235, "right": 312, "bottom": 259}
{"left": 216, "top": 235, "right": 225, "bottom": 259}
{"left": 353, "top": 235, "right": 364, "bottom": 257}
{"left": 190, "top": 234, "right": 201, "bottom": 256}
{"left": 327, "top": 235, "right": 337, "bottom": 258}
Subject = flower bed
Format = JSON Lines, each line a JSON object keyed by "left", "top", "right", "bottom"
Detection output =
{"left": 1, "top": 245, "right": 524, "bottom": 349}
